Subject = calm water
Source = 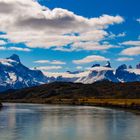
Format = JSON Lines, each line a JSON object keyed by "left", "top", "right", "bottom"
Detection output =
{"left": 0, "top": 103, "right": 140, "bottom": 140}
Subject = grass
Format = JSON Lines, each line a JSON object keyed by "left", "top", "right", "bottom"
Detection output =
{"left": 3, "top": 98, "right": 140, "bottom": 111}
{"left": 1, "top": 81, "right": 140, "bottom": 111}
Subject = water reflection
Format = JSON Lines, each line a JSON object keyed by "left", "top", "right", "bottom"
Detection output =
{"left": 0, "top": 103, "right": 140, "bottom": 140}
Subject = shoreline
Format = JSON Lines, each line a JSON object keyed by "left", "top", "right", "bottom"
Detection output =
{"left": 2, "top": 99, "right": 140, "bottom": 113}
{"left": 0, "top": 102, "right": 2, "bottom": 108}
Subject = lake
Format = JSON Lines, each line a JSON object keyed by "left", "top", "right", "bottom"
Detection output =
{"left": 0, "top": 103, "right": 140, "bottom": 140}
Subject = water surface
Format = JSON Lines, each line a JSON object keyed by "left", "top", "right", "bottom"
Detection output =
{"left": 0, "top": 103, "right": 140, "bottom": 140}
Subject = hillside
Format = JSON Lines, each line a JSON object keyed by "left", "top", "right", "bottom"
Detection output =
{"left": 1, "top": 81, "right": 140, "bottom": 110}
{"left": 0, "top": 81, "right": 140, "bottom": 100}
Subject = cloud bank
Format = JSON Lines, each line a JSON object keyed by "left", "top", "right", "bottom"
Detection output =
{"left": 121, "top": 40, "right": 140, "bottom": 56}
{"left": 34, "top": 60, "right": 66, "bottom": 65}
{"left": 73, "top": 55, "right": 109, "bottom": 64}
{"left": 116, "top": 57, "right": 134, "bottom": 62}
{"left": 0, "top": 0, "right": 124, "bottom": 51}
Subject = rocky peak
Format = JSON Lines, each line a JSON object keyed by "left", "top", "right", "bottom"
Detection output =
{"left": 116, "top": 64, "right": 127, "bottom": 71}
{"left": 129, "top": 65, "right": 133, "bottom": 69}
{"left": 136, "top": 63, "right": 140, "bottom": 69}
{"left": 104, "top": 61, "right": 111, "bottom": 68}
{"left": 7, "top": 54, "right": 20, "bottom": 63}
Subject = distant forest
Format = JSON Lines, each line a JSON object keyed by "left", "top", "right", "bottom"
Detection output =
{"left": 0, "top": 81, "right": 140, "bottom": 101}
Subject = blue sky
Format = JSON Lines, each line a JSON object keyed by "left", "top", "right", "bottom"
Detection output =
{"left": 0, "top": 0, "right": 140, "bottom": 72}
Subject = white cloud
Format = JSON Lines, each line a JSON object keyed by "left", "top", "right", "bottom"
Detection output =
{"left": 71, "top": 41, "right": 117, "bottom": 51}
{"left": 120, "top": 40, "right": 140, "bottom": 56}
{"left": 73, "top": 55, "right": 109, "bottom": 64}
{"left": 0, "top": 40, "right": 6, "bottom": 45}
{"left": 120, "top": 47, "right": 140, "bottom": 56}
{"left": 0, "top": 46, "right": 31, "bottom": 52}
{"left": 121, "top": 41, "right": 140, "bottom": 46}
{"left": 85, "top": 66, "right": 113, "bottom": 71}
{"left": 117, "top": 32, "right": 126, "bottom": 37}
{"left": 8, "top": 47, "right": 31, "bottom": 52}
{"left": 116, "top": 57, "right": 134, "bottom": 62}
{"left": 76, "top": 66, "right": 83, "bottom": 70}
{"left": 109, "top": 32, "right": 126, "bottom": 39}
{"left": 51, "top": 60, "right": 66, "bottom": 65}
{"left": 0, "top": 0, "right": 124, "bottom": 51}
{"left": 0, "top": 46, "right": 6, "bottom": 50}
{"left": 137, "top": 18, "right": 140, "bottom": 23}
{"left": 36, "top": 66, "right": 63, "bottom": 71}
{"left": 34, "top": 60, "right": 50, "bottom": 64}
{"left": 34, "top": 60, "right": 66, "bottom": 65}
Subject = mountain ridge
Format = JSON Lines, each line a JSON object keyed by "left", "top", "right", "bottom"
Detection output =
{"left": 0, "top": 54, "right": 54, "bottom": 92}
{"left": 0, "top": 54, "right": 140, "bottom": 91}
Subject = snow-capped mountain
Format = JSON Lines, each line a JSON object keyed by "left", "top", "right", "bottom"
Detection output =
{"left": 0, "top": 54, "right": 54, "bottom": 92}
{"left": 75, "top": 66, "right": 119, "bottom": 84}
{"left": 44, "top": 62, "right": 140, "bottom": 83}
{"left": 115, "top": 64, "right": 140, "bottom": 82}
{"left": 51, "top": 63, "right": 119, "bottom": 84}
{"left": 0, "top": 54, "right": 140, "bottom": 92}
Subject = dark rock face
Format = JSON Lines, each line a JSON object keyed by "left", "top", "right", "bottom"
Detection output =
{"left": 0, "top": 55, "right": 140, "bottom": 92}
{"left": 129, "top": 65, "right": 133, "bottom": 69}
{"left": 104, "top": 61, "right": 111, "bottom": 68}
{"left": 7, "top": 54, "right": 21, "bottom": 63}
{"left": 136, "top": 63, "right": 140, "bottom": 69}
{"left": 0, "top": 54, "right": 52, "bottom": 92}
{"left": 116, "top": 64, "right": 140, "bottom": 82}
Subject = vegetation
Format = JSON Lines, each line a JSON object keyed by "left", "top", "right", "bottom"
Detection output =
{"left": 0, "top": 102, "right": 2, "bottom": 108}
{"left": 0, "top": 81, "right": 140, "bottom": 110}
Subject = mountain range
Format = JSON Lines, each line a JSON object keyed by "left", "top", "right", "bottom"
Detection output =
{"left": 0, "top": 54, "right": 140, "bottom": 92}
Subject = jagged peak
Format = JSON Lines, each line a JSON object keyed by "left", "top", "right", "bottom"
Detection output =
{"left": 117, "top": 64, "right": 127, "bottom": 70}
{"left": 7, "top": 54, "right": 20, "bottom": 63}
{"left": 128, "top": 65, "right": 133, "bottom": 69}
{"left": 136, "top": 62, "right": 140, "bottom": 69}
{"left": 104, "top": 61, "right": 111, "bottom": 68}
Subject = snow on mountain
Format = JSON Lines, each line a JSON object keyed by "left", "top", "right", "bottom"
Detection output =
{"left": 0, "top": 54, "right": 53, "bottom": 92}
{"left": 104, "top": 61, "right": 111, "bottom": 68}
{"left": 0, "top": 55, "right": 140, "bottom": 92}
{"left": 115, "top": 64, "right": 140, "bottom": 82}
{"left": 75, "top": 66, "right": 118, "bottom": 83}
{"left": 127, "top": 69, "right": 140, "bottom": 75}
{"left": 44, "top": 64, "right": 118, "bottom": 84}
{"left": 44, "top": 62, "right": 140, "bottom": 84}
{"left": 44, "top": 71, "right": 89, "bottom": 78}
